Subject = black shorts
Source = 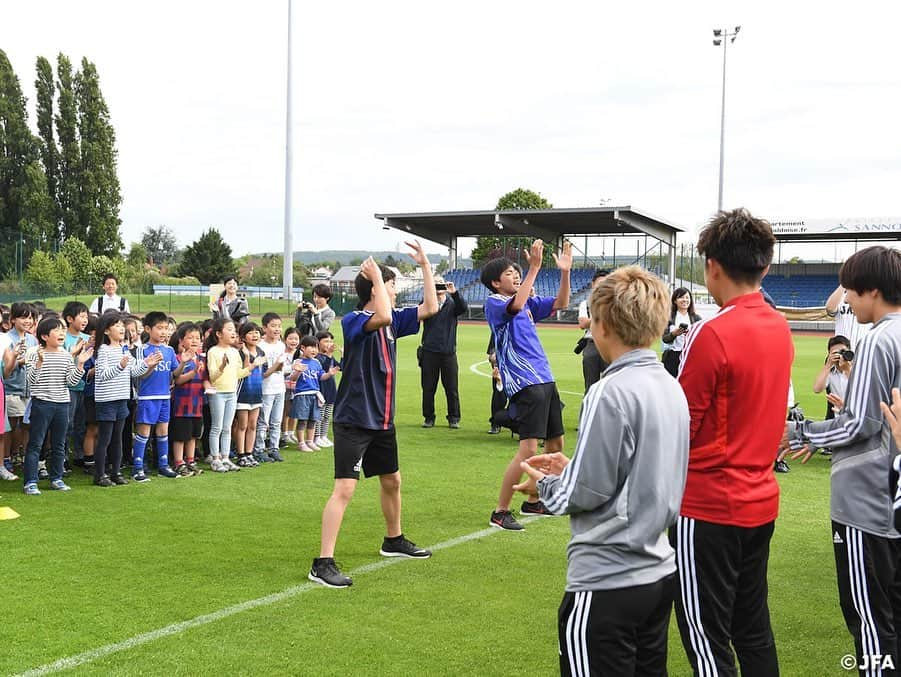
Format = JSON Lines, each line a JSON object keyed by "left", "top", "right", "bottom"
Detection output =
{"left": 83, "top": 395, "right": 97, "bottom": 424}
{"left": 170, "top": 416, "right": 203, "bottom": 442}
{"left": 511, "top": 382, "right": 564, "bottom": 441}
{"left": 332, "top": 423, "right": 399, "bottom": 480}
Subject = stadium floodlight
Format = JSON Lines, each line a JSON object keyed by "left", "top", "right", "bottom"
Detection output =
{"left": 712, "top": 25, "right": 741, "bottom": 212}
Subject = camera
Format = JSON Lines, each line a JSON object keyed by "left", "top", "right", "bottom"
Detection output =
{"left": 573, "top": 336, "right": 590, "bottom": 354}
{"left": 679, "top": 323, "right": 689, "bottom": 330}
{"left": 435, "top": 283, "right": 447, "bottom": 291}
{"left": 840, "top": 349, "right": 854, "bottom": 362}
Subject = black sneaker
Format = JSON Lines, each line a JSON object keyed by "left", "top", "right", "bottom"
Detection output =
{"left": 521, "top": 500, "right": 553, "bottom": 517}
{"left": 448, "top": 419, "right": 460, "bottom": 429}
{"left": 421, "top": 419, "right": 435, "bottom": 428}
{"left": 93, "top": 475, "right": 113, "bottom": 487}
{"left": 111, "top": 474, "right": 129, "bottom": 485}
{"left": 489, "top": 510, "right": 524, "bottom": 531}
{"left": 488, "top": 425, "right": 501, "bottom": 435}
{"left": 774, "top": 460, "right": 790, "bottom": 473}
{"left": 379, "top": 536, "right": 432, "bottom": 559}
{"left": 308, "top": 558, "right": 352, "bottom": 588}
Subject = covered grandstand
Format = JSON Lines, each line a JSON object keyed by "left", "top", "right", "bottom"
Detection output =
{"left": 376, "top": 206, "right": 683, "bottom": 313}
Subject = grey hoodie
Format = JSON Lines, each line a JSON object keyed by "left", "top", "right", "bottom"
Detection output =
{"left": 538, "top": 348, "right": 690, "bottom": 591}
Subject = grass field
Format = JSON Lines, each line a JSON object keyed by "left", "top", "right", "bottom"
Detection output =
{"left": 0, "top": 325, "right": 850, "bottom": 676}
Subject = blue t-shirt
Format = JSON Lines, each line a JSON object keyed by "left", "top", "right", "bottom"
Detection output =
{"left": 484, "top": 293, "right": 556, "bottom": 397}
{"left": 316, "top": 354, "right": 340, "bottom": 404}
{"left": 334, "top": 307, "right": 419, "bottom": 430}
{"left": 2, "top": 329, "right": 38, "bottom": 396}
{"left": 138, "top": 343, "right": 176, "bottom": 400}
{"left": 295, "top": 357, "right": 323, "bottom": 394}
{"left": 83, "top": 357, "right": 96, "bottom": 398}
{"left": 63, "top": 332, "right": 90, "bottom": 392}
{"left": 237, "top": 347, "right": 265, "bottom": 405}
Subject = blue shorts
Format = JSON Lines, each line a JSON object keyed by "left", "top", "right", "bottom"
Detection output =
{"left": 95, "top": 399, "right": 131, "bottom": 422}
{"left": 136, "top": 398, "right": 171, "bottom": 425}
{"left": 290, "top": 394, "right": 321, "bottom": 423}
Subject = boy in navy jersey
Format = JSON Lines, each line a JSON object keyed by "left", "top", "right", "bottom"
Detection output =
{"left": 309, "top": 243, "right": 438, "bottom": 589}
{"left": 132, "top": 311, "right": 192, "bottom": 481}
{"left": 481, "top": 239, "right": 572, "bottom": 531}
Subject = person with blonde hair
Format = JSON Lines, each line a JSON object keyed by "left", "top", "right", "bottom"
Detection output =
{"left": 515, "top": 265, "right": 690, "bottom": 676}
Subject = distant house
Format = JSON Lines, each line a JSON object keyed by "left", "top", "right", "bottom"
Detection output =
{"left": 329, "top": 265, "right": 419, "bottom": 297}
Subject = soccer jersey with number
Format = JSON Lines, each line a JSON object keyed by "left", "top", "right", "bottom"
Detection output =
{"left": 484, "top": 293, "right": 555, "bottom": 398}
{"left": 138, "top": 344, "right": 176, "bottom": 400}
{"left": 333, "top": 307, "right": 419, "bottom": 430}
{"left": 831, "top": 298, "right": 872, "bottom": 350}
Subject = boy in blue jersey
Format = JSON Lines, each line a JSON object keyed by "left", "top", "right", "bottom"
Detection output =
{"left": 309, "top": 243, "right": 438, "bottom": 589}
{"left": 62, "top": 301, "right": 91, "bottom": 468}
{"left": 481, "top": 239, "right": 572, "bottom": 531}
{"left": 132, "top": 311, "right": 192, "bottom": 481}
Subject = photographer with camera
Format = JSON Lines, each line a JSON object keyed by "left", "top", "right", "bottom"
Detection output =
{"left": 576, "top": 270, "right": 609, "bottom": 392}
{"left": 295, "top": 284, "right": 335, "bottom": 338}
{"left": 661, "top": 288, "right": 702, "bottom": 377}
{"left": 419, "top": 277, "right": 467, "bottom": 428}
{"left": 813, "top": 335, "right": 853, "bottom": 421}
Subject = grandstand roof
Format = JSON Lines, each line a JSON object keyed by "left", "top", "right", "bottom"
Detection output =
{"left": 374, "top": 206, "right": 683, "bottom": 247}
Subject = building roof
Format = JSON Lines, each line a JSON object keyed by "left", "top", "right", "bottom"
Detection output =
{"left": 375, "top": 206, "right": 683, "bottom": 246}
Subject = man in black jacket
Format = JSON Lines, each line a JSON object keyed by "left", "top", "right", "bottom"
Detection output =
{"left": 420, "top": 277, "right": 467, "bottom": 428}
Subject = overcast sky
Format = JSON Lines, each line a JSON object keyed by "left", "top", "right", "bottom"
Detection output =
{"left": 3, "top": 1, "right": 900, "bottom": 260}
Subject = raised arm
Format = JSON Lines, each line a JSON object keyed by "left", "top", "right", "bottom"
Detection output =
{"left": 825, "top": 285, "right": 845, "bottom": 316}
{"left": 360, "top": 257, "right": 392, "bottom": 332}
{"left": 508, "top": 240, "right": 543, "bottom": 315}
{"left": 552, "top": 241, "right": 572, "bottom": 311}
{"left": 409, "top": 240, "right": 438, "bottom": 321}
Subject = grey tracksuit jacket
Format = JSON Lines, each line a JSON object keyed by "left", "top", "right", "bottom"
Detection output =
{"left": 538, "top": 348, "right": 690, "bottom": 591}
{"left": 790, "top": 312, "right": 901, "bottom": 537}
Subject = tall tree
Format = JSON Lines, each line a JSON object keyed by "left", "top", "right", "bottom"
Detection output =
{"left": 471, "top": 188, "right": 554, "bottom": 265}
{"left": 75, "top": 57, "right": 122, "bottom": 256}
{"left": 55, "top": 53, "right": 82, "bottom": 243}
{"left": 140, "top": 225, "right": 178, "bottom": 265}
{"left": 60, "top": 236, "right": 93, "bottom": 289}
{"left": 0, "top": 49, "right": 52, "bottom": 278}
{"left": 35, "top": 56, "right": 60, "bottom": 240}
{"left": 179, "top": 228, "right": 234, "bottom": 284}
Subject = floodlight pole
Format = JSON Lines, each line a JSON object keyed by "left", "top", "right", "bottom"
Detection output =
{"left": 714, "top": 26, "right": 740, "bottom": 212}
{"left": 282, "top": 0, "right": 294, "bottom": 300}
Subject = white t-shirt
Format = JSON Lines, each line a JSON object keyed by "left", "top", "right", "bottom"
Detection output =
{"left": 89, "top": 294, "right": 131, "bottom": 315}
{"left": 259, "top": 339, "right": 287, "bottom": 394}
{"left": 827, "top": 368, "right": 850, "bottom": 400}
{"left": 831, "top": 296, "right": 871, "bottom": 350}
{"left": 667, "top": 311, "right": 693, "bottom": 351}
{"left": 577, "top": 300, "right": 592, "bottom": 338}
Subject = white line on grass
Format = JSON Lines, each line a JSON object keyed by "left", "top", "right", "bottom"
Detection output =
{"left": 469, "top": 359, "right": 583, "bottom": 397}
{"left": 15, "top": 520, "right": 538, "bottom": 676}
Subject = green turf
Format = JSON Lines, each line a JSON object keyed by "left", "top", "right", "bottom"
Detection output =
{"left": 0, "top": 327, "right": 849, "bottom": 676}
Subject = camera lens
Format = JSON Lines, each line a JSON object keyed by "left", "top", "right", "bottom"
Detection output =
{"left": 840, "top": 349, "right": 854, "bottom": 361}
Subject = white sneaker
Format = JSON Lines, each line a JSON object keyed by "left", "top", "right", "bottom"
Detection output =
{"left": 224, "top": 459, "right": 241, "bottom": 472}
{"left": 0, "top": 466, "right": 18, "bottom": 481}
{"left": 286, "top": 432, "right": 298, "bottom": 444}
{"left": 211, "top": 459, "right": 228, "bottom": 473}
{"left": 317, "top": 437, "right": 333, "bottom": 448}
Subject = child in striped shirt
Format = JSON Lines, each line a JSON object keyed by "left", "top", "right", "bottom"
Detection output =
{"left": 169, "top": 322, "right": 205, "bottom": 477}
{"left": 93, "top": 312, "right": 157, "bottom": 487}
{"left": 23, "top": 317, "right": 93, "bottom": 495}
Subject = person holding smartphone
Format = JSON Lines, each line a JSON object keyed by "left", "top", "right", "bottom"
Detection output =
{"left": 661, "top": 288, "right": 702, "bottom": 377}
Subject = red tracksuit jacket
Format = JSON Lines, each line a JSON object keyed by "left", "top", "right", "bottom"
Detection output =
{"left": 677, "top": 291, "right": 794, "bottom": 527}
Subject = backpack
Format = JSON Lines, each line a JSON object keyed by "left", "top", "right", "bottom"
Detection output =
{"left": 97, "top": 296, "right": 127, "bottom": 314}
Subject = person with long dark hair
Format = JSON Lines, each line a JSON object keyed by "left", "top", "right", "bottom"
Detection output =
{"left": 661, "top": 288, "right": 702, "bottom": 377}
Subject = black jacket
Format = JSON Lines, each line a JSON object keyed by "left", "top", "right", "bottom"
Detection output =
{"left": 421, "top": 292, "right": 467, "bottom": 354}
